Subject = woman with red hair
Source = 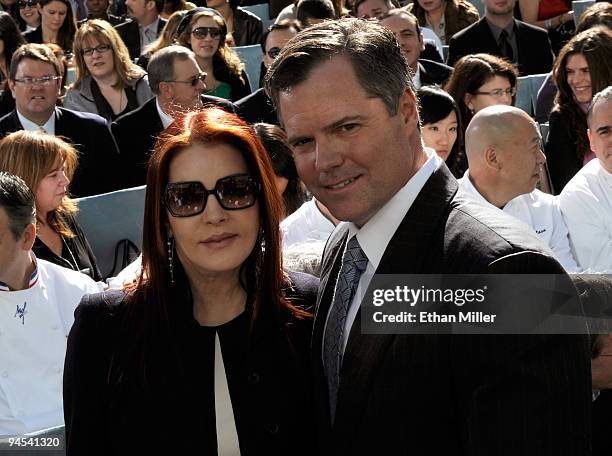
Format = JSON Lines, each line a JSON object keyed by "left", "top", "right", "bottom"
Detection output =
{"left": 63, "top": 108, "right": 317, "bottom": 455}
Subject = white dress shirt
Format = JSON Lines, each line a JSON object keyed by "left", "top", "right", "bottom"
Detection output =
{"left": 458, "top": 171, "right": 581, "bottom": 272}
{"left": 558, "top": 159, "right": 612, "bottom": 272}
{"left": 156, "top": 98, "right": 174, "bottom": 129}
{"left": 412, "top": 64, "right": 421, "bottom": 90}
{"left": 16, "top": 110, "right": 55, "bottom": 135}
{"left": 280, "top": 198, "right": 335, "bottom": 252}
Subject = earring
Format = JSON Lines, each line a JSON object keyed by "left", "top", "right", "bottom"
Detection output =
{"left": 167, "top": 236, "right": 175, "bottom": 284}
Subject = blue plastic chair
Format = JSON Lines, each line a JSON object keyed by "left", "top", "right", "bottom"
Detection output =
{"left": 515, "top": 76, "right": 532, "bottom": 115}
{"left": 572, "top": 0, "right": 595, "bottom": 26}
{"left": 234, "top": 45, "right": 263, "bottom": 92}
{"left": 242, "top": 3, "right": 273, "bottom": 30}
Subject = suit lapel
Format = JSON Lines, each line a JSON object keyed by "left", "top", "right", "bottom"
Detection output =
{"left": 54, "top": 107, "right": 65, "bottom": 136}
{"left": 476, "top": 18, "right": 501, "bottom": 55}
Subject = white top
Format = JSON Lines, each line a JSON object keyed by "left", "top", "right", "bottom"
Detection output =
{"left": 412, "top": 64, "right": 421, "bottom": 90}
{"left": 325, "top": 150, "right": 441, "bottom": 357}
{"left": 458, "top": 171, "right": 581, "bottom": 273}
{"left": 156, "top": 98, "right": 174, "bottom": 129}
{"left": 558, "top": 159, "right": 612, "bottom": 273}
{"left": 16, "top": 110, "right": 55, "bottom": 135}
{"left": 280, "top": 198, "right": 335, "bottom": 252}
{"left": 0, "top": 259, "right": 102, "bottom": 436}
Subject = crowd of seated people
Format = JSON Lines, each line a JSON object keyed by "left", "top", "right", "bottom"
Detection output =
{"left": 0, "top": 0, "right": 611, "bottom": 453}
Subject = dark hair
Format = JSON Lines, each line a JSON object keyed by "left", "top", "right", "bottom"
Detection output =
{"left": 162, "top": 0, "right": 187, "bottom": 16}
{"left": 253, "top": 123, "right": 306, "bottom": 217}
{"left": 576, "top": 2, "right": 612, "bottom": 34}
{"left": 587, "top": 85, "right": 612, "bottom": 127}
{"left": 0, "top": 12, "right": 26, "bottom": 79}
{"left": 261, "top": 20, "right": 302, "bottom": 54}
{"left": 265, "top": 18, "right": 412, "bottom": 119}
{"left": 352, "top": 0, "right": 395, "bottom": 17}
{"left": 9, "top": 43, "right": 62, "bottom": 80}
{"left": 297, "top": 0, "right": 335, "bottom": 24}
{"left": 38, "top": 0, "right": 77, "bottom": 51}
{"left": 379, "top": 8, "right": 420, "bottom": 34}
{"left": 0, "top": 172, "right": 36, "bottom": 241}
{"left": 553, "top": 29, "right": 612, "bottom": 162}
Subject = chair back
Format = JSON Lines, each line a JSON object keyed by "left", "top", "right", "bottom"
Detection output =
{"left": 234, "top": 44, "right": 263, "bottom": 92}
{"left": 242, "top": 3, "right": 273, "bottom": 29}
{"left": 572, "top": 0, "right": 595, "bottom": 26}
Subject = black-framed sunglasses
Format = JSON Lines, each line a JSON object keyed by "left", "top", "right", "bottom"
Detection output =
{"left": 267, "top": 46, "right": 281, "bottom": 59}
{"left": 164, "top": 174, "right": 259, "bottom": 217}
{"left": 165, "top": 72, "right": 207, "bottom": 87}
{"left": 192, "top": 26, "right": 222, "bottom": 40}
{"left": 18, "top": 0, "right": 37, "bottom": 8}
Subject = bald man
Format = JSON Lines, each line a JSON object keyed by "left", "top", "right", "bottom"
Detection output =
{"left": 458, "top": 105, "right": 580, "bottom": 272}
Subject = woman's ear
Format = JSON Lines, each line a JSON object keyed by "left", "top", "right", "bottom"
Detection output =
{"left": 464, "top": 93, "right": 473, "bottom": 112}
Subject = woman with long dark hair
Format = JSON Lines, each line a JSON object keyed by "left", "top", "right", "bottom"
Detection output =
{"left": 0, "top": 12, "right": 26, "bottom": 85}
{"left": 16, "top": 0, "right": 41, "bottom": 32}
{"left": 63, "top": 108, "right": 317, "bottom": 455}
{"left": 23, "top": 0, "right": 77, "bottom": 52}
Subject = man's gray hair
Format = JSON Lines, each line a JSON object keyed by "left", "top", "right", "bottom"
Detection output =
{"left": 0, "top": 172, "right": 35, "bottom": 241}
{"left": 264, "top": 18, "right": 413, "bottom": 119}
{"left": 147, "top": 45, "right": 196, "bottom": 96}
{"left": 587, "top": 85, "right": 612, "bottom": 127}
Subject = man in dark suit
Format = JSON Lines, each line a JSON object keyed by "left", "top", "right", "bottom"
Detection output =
{"left": 379, "top": 9, "right": 452, "bottom": 88}
{"left": 77, "top": 0, "right": 123, "bottom": 26}
{"left": 115, "top": 0, "right": 166, "bottom": 60}
{"left": 447, "top": 0, "right": 553, "bottom": 76}
{"left": 265, "top": 18, "right": 591, "bottom": 455}
{"left": 0, "top": 44, "right": 121, "bottom": 197}
{"left": 112, "top": 45, "right": 235, "bottom": 188}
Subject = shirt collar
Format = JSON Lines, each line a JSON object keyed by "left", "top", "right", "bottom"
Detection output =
{"left": 16, "top": 109, "right": 56, "bottom": 134}
{"left": 486, "top": 17, "right": 515, "bottom": 41}
{"left": 0, "top": 253, "right": 39, "bottom": 292}
{"left": 140, "top": 17, "right": 159, "bottom": 34}
{"left": 347, "top": 149, "right": 441, "bottom": 270}
{"left": 412, "top": 63, "right": 421, "bottom": 90}
{"left": 156, "top": 97, "right": 174, "bottom": 129}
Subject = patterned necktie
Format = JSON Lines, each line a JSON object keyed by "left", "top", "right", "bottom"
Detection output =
{"left": 498, "top": 29, "right": 514, "bottom": 62}
{"left": 323, "top": 236, "right": 368, "bottom": 424}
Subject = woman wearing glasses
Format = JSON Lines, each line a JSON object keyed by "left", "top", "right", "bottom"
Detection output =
{"left": 23, "top": 0, "right": 76, "bottom": 52}
{"left": 444, "top": 53, "right": 519, "bottom": 145}
{"left": 63, "top": 108, "right": 317, "bottom": 455}
{"left": 64, "top": 20, "right": 153, "bottom": 121}
{"left": 17, "top": 0, "right": 41, "bottom": 32}
{"left": 177, "top": 8, "right": 251, "bottom": 102}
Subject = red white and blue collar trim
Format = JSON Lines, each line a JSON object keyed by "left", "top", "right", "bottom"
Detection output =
{"left": 0, "top": 254, "right": 39, "bottom": 292}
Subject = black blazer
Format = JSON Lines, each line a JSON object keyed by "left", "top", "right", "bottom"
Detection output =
{"left": 63, "top": 272, "right": 319, "bottom": 455}
{"left": 115, "top": 17, "right": 167, "bottom": 60}
{"left": 418, "top": 59, "right": 452, "bottom": 87}
{"left": 236, "top": 88, "right": 278, "bottom": 126}
{"left": 0, "top": 107, "right": 122, "bottom": 197}
{"left": 111, "top": 95, "right": 236, "bottom": 188}
{"left": 447, "top": 18, "right": 554, "bottom": 76}
{"left": 545, "top": 108, "right": 584, "bottom": 194}
{"left": 22, "top": 26, "right": 43, "bottom": 44}
{"left": 312, "top": 165, "right": 592, "bottom": 455}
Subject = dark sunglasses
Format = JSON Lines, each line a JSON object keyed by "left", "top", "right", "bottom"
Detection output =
{"left": 164, "top": 174, "right": 259, "bottom": 217}
{"left": 166, "top": 71, "right": 206, "bottom": 88}
{"left": 18, "top": 0, "right": 37, "bottom": 7}
{"left": 266, "top": 46, "right": 281, "bottom": 59}
{"left": 191, "top": 26, "right": 222, "bottom": 40}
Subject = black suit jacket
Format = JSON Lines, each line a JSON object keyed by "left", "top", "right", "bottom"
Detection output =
{"left": 313, "top": 164, "right": 591, "bottom": 455}
{"left": 115, "top": 17, "right": 167, "bottom": 60}
{"left": 418, "top": 59, "right": 452, "bottom": 87}
{"left": 236, "top": 88, "right": 278, "bottom": 126}
{"left": 111, "top": 95, "right": 236, "bottom": 188}
{"left": 447, "top": 18, "right": 554, "bottom": 76}
{"left": 0, "top": 107, "right": 122, "bottom": 197}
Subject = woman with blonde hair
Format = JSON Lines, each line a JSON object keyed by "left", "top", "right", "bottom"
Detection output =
{"left": 136, "top": 9, "right": 188, "bottom": 70}
{"left": 176, "top": 7, "right": 251, "bottom": 101}
{"left": 0, "top": 131, "right": 102, "bottom": 281}
{"left": 64, "top": 19, "right": 153, "bottom": 121}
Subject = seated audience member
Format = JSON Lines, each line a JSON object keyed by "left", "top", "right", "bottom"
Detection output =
{"left": 111, "top": 45, "right": 234, "bottom": 188}
{"left": 297, "top": 0, "right": 335, "bottom": 27}
{"left": 516, "top": 0, "right": 574, "bottom": 55}
{"left": 176, "top": 8, "right": 250, "bottom": 101}
{"left": 23, "top": 0, "right": 77, "bottom": 52}
{"left": 445, "top": 53, "right": 518, "bottom": 146}
{"left": 379, "top": 9, "right": 452, "bottom": 89}
{"left": 353, "top": 0, "right": 392, "bottom": 19}
{"left": 78, "top": 0, "right": 122, "bottom": 25}
{"left": 16, "top": 0, "right": 41, "bottom": 32}
{"left": 206, "top": 0, "right": 262, "bottom": 46}
{"left": 0, "top": 44, "right": 122, "bottom": 197}
{"left": 280, "top": 196, "right": 338, "bottom": 251}
{"left": 417, "top": 86, "right": 466, "bottom": 177}
{"left": 406, "top": 0, "right": 479, "bottom": 45}
{"left": 253, "top": 123, "right": 306, "bottom": 219}
{"left": 135, "top": 8, "right": 186, "bottom": 69}
{"left": 64, "top": 20, "right": 153, "bottom": 121}
{"left": 559, "top": 86, "right": 612, "bottom": 273}
{"left": 159, "top": 0, "right": 192, "bottom": 20}
{"left": 0, "top": 172, "right": 102, "bottom": 437}
{"left": 0, "top": 12, "right": 26, "bottom": 116}
{"left": 545, "top": 28, "right": 612, "bottom": 194}
{"left": 115, "top": 0, "right": 167, "bottom": 60}
{"left": 447, "top": 0, "right": 554, "bottom": 76}
{"left": 459, "top": 105, "right": 580, "bottom": 272}
{"left": 236, "top": 20, "right": 301, "bottom": 125}
{"left": 275, "top": 0, "right": 347, "bottom": 22}
{"left": 0, "top": 131, "right": 102, "bottom": 280}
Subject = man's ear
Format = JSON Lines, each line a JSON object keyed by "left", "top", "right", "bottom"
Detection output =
{"left": 159, "top": 81, "right": 173, "bottom": 100}
{"left": 587, "top": 128, "right": 594, "bottom": 152}
{"left": 484, "top": 146, "right": 500, "bottom": 171}
{"left": 146, "top": 0, "right": 156, "bottom": 11}
{"left": 21, "top": 222, "right": 36, "bottom": 251}
{"left": 398, "top": 87, "right": 419, "bottom": 127}
{"left": 419, "top": 33, "right": 425, "bottom": 52}
{"left": 8, "top": 79, "right": 16, "bottom": 100}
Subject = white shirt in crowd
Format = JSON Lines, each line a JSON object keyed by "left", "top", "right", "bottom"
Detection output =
{"left": 280, "top": 198, "right": 336, "bottom": 252}
{"left": 458, "top": 171, "right": 581, "bottom": 273}
{"left": 17, "top": 110, "right": 55, "bottom": 135}
{"left": 0, "top": 258, "right": 103, "bottom": 436}
{"left": 558, "top": 159, "right": 612, "bottom": 273}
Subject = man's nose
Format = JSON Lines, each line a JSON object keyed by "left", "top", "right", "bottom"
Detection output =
{"left": 314, "top": 139, "right": 344, "bottom": 172}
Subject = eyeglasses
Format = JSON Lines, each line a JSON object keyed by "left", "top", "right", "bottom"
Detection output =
{"left": 81, "top": 44, "right": 112, "bottom": 57}
{"left": 165, "top": 72, "right": 207, "bottom": 88}
{"left": 164, "top": 174, "right": 259, "bottom": 217}
{"left": 267, "top": 46, "right": 281, "bottom": 59}
{"left": 191, "top": 27, "right": 222, "bottom": 40}
{"left": 18, "top": 0, "right": 37, "bottom": 8}
{"left": 12, "top": 76, "right": 61, "bottom": 86}
{"left": 473, "top": 87, "right": 517, "bottom": 98}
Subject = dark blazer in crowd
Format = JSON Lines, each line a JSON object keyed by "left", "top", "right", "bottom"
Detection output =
{"left": 545, "top": 109, "right": 584, "bottom": 194}
{"left": 78, "top": 13, "right": 123, "bottom": 27}
{"left": 421, "top": 41, "right": 445, "bottom": 64}
{"left": 419, "top": 59, "right": 453, "bottom": 86}
{"left": 111, "top": 95, "right": 236, "bottom": 188}
{"left": 0, "top": 107, "right": 123, "bottom": 197}
{"left": 64, "top": 272, "right": 318, "bottom": 455}
{"left": 232, "top": 7, "right": 263, "bottom": 47}
{"left": 535, "top": 71, "right": 556, "bottom": 123}
{"left": 32, "top": 212, "right": 102, "bottom": 281}
{"left": 22, "top": 26, "right": 44, "bottom": 44}
{"left": 447, "top": 18, "right": 554, "bottom": 76}
{"left": 236, "top": 88, "right": 278, "bottom": 126}
{"left": 313, "top": 164, "right": 592, "bottom": 455}
{"left": 115, "top": 17, "right": 167, "bottom": 60}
